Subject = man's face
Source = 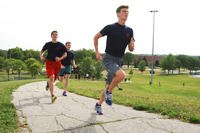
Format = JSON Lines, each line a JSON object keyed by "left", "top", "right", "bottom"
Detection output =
{"left": 66, "top": 43, "right": 71, "bottom": 50}
{"left": 117, "top": 8, "right": 129, "bottom": 21}
{"left": 51, "top": 32, "right": 58, "bottom": 41}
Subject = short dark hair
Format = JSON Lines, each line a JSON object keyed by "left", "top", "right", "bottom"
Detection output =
{"left": 65, "top": 42, "right": 71, "bottom": 45}
{"left": 116, "top": 5, "right": 129, "bottom": 13}
{"left": 51, "top": 31, "right": 58, "bottom": 36}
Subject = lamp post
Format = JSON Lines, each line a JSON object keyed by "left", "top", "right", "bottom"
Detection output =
{"left": 149, "top": 10, "right": 158, "bottom": 85}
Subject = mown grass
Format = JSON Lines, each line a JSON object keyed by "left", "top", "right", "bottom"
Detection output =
{"left": 0, "top": 79, "right": 44, "bottom": 132}
{"left": 57, "top": 73, "right": 200, "bottom": 123}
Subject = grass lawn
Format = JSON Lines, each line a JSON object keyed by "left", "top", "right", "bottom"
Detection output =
{"left": 0, "top": 79, "right": 44, "bottom": 132}
{"left": 57, "top": 72, "right": 200, "bottom": 123}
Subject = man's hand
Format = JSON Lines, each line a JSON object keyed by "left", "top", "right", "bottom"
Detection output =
{"left": 96, "top": 52, "right": 102, "bottom": 61}
{"left": 55, "top": 57, "right": 61, "bottom": 62}
{"left": 40, "top": 56, "right": 46, "bottom": 63}
{"left": 61, "top": 65, "right": 65, "bottom": 68}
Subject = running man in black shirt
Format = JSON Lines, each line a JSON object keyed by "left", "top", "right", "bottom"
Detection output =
{"left": 58, "top": 42, "right": 76, "bottom": 96}
{"left": 94, "top": 5, "right": 135, "bottom": 114}
{"left": 40, "top": 31, "right": 67, "bottom": 103}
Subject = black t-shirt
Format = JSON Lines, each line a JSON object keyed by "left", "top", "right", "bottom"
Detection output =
{"left": 61, "top": 50, "right": 74, "bottom": 66}
{"left": 100, "top": 23, "right": 134, "bottom": 57}
{"left": 42, "top": 41, "right": 66, "bottom": 61}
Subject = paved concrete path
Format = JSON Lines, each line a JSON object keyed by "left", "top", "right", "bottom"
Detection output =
{"left": 12, "top": 81, "right": 200, "bottom": 133}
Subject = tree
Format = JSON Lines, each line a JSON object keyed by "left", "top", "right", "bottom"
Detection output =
{"left": 7, "top": 47, "right": 24, "bottom": 60}
{"left": 3, "top": 59, "right": 15, "bottom": 80}
{"left": 94, "top": 61, "right": 103, "bottom": 79}
{"left": 74, "top": 49, "right": 95, "bottom": 64}
{"left": 23, "top": 49, "right": 40, "bottom": 61}
{"left": 0, "top": 57, "right": 4, "bottom": 71}
{"left": 12, "top": 59, "right": 26, "bottom": 79}
{"left": 123, "top": 52, "right": 134, "bottom": 69}
{"left": 138, "top": 60, "right": 146, "bottom": 72}
{"left": 25, "top": 58, "right": 41, "bottom": 77}
{"left": 186, "top": 56, "right": 200, "bottom": 74}
{"left": 175, "top": 59, "right": 181, "bottom": 74}
{"left": 0, "top": 49, "right": 7, "bottom": 58}
{"left": 176, "top": 55, "right": 189, "bottom": 70}
{"left": 29, "top": 63, "right": 42, "bottom": 78}
{"left": 79, "top": 57, "right": 94, "bottom": 78}
{"left": 161, "top": 54, "right": 176, "bottom": 75}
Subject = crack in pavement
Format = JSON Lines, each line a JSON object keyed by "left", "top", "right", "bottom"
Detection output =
{"left": 55, "top": 116, "right": 65, "bottom": 130}
{"left": 70, "top": 97, "right": 90, "bottom": 110}
{"left": 141, "top": 119, "right": 172, "bottom": 133}
{"left": 99, "top": 125, "right": 109, "bottom": 133}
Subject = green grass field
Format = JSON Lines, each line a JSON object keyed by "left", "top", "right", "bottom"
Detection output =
{"left": 0, "top": 79, "right": 44, "bottom": 132}
{"left": 57, "top": 72, "right": 200, "bottom": 123}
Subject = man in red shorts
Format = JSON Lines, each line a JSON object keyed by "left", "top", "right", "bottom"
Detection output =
{"left": 40, "top": 31, "right": 67, "bottom": 103}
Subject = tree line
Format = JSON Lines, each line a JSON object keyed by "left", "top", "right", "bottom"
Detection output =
{"left": 1, "top": 47, "right": 200, "bottom": 80}
{"left": 161, "top": 54, "right": 200, "bottom": 75}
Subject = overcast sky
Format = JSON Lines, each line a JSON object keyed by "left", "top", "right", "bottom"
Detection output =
{"left": 0, "top": 0, "right": 200, "bottom": 55}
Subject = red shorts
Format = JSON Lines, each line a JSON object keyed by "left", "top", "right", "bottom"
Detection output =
{"left": 46, "top": 60, "right": 61, "bottom": 81}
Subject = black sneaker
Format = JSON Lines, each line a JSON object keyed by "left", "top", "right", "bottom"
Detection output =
{"left": 46, "top": 81, "right": 49, "bottom": 91}
{"left": 118, "top": 87, "right": 123, "bottom": 91}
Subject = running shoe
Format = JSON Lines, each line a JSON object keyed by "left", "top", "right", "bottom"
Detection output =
{"left": 51, "top": 95, "right": 57, "bottom": 103}
{"left": 63, "top": 91, "right": 67, "bottom": 96}
{"left": 95, "top": 103, "right": 103, "bottom": 115}
{"left": 46, "top": 81, "right": 49, "bottom": 91}
{"left": 105, "top": 90, "right": 112, "bottom": 106}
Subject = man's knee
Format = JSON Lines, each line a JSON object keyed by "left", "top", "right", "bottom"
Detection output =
{"left": 49, "top": 75, "right": 54, "bottom": 81}
{"left": 115, "top": 70, "right": 125, "bottom": 80}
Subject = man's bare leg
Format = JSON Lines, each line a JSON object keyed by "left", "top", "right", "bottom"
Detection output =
{"left": 48, "top": 75, "right": 54, "bottom": 96}
{"left": 108, "top": 69, "right": 125, "bottom": 93}
{"left": 48, "top": 75, "right": 57, "bottom": 103}
{"left": 64, "top": 74, "right": 70, "bottom": 91}
{"left": 98, "top": 84, "right": 109, "bottom": 105}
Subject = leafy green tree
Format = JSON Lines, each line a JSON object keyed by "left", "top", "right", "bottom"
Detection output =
{"left": 3, "top": 59, "right": 15, "bottom": 79}
{"left": 79, "top": 57, "right": 94, "bottom": 78}
{"left": 161, "top": 54, "right": 176, "bottom": 74}
{"left": 186, "top": 56, "right": 200, "bottom": 74}
{"left": 138, "top": 60, "right": 146, "bottom": 72}
{"left": 7, "top": 47, "right": 24, "bottom": 60}
{"left": 123, "top": 52, "right": 134, "bottom": 69}
{"left": 94, "top": 61, "right": 103, "bottom": 79}
{"left": 23, "top": 49, "right": 40, "bottom": 61}
{"left": 12, "top": 59, "right": 26, "bottom": 79}
{"left": 25, "top": 58, "right": 41, "bottom": 77}
{"left": 0, "top": 49, "right": 7, "bottom": 58}
{"left": 0, "top": 57, "right": 4, "bottom": 71}
{"left": 73, "top": 49, "right": 95, "bottom": 64}
{"left": 176, "top": 55, "right": 189, "bottom": 70}
{"left": 175, "top": 59, "right": 181, "bottom": 74}
{"left": 29, "top": 63, "right": 42, "bottom": 78}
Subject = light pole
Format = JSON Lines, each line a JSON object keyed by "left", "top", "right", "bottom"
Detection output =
{"left": 149, "top": 10, "right": 158, "bottom": 85}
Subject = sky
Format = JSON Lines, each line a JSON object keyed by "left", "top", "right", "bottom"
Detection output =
{"left": 0, "top": 0, "right": 200, "bottom": 55}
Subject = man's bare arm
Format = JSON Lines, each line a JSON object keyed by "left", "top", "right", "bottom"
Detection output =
{"left": 55, "top": 52, "right": 67, "bottom": 62}
{"left": 94, "top": 32, "right": 103, "bottom": 61}
{"left": 40, "top": 51, "right": 45, "bottom": 62}
{"left": 71, "top": 60, "right": 77, "bottom": 68}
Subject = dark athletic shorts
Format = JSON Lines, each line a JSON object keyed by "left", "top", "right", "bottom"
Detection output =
{"left": 102, "top": 54, "right": 123, "bottom": 84}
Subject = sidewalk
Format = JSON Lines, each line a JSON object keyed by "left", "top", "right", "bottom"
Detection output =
{"left": 12, "top": 81, "right": 200, "bottom": 133}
